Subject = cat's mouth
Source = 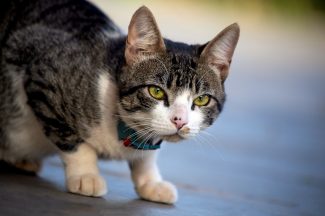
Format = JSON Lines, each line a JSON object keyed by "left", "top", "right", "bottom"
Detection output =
{"left": 161, "top": 134, "right": 184, "bottom": 142}
{"left": 161, "top": 126, "right": 191, "bottom": 142}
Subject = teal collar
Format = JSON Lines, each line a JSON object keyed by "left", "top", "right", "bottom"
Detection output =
{"left": 117, "top": 120, "right": 162, "bottom": 150}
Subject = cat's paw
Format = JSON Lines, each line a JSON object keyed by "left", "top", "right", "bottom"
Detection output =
{"left": 136, "top": 181, "right": 178, "bottom": 204}
{"left": 67, "top": 174, "right": 107, "bottom": 197}
{"left": 12, "top": 160, "right": 42, "bottom": 174}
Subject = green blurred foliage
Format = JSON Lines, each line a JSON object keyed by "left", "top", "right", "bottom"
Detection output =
{"left": 201, "top": 0, "right": 325, "bottom": 15}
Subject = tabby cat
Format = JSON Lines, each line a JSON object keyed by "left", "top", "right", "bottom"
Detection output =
{"left": 0, "top": 0, "right": 239, "bottom": 204}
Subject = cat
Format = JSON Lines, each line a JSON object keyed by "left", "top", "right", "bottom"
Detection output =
{"left": 0, "top": 0, "right": 239, "bottom": 204}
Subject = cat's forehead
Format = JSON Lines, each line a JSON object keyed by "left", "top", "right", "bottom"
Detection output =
{"left": 169, "top": 53, "right": 197, "bottom": 72}
{"left": 128, "top": 54, "right": 221, "bottom": 96}
{"left": 155, "top": 54, "right": 220, "bottom": 95}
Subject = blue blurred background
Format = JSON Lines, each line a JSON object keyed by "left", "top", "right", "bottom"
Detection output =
{"left": 87, "top": 1, "right": 325, "bottom": 215}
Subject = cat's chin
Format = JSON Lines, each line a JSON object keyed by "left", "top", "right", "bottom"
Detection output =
{"left": 161, "top": 134, "right": 184, "bottom": 143}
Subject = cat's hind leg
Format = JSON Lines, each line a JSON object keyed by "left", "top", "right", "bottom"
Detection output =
{"left": 0, "top": 110, "right": 54, "bottom": 174}
{"left": 0, "top": 159, "right": 42, "bottom": 174}
{"left": 0, "top": 71, "right": 55, "bottom": 173}
{"left": 11, "top": 160, "right": 42, "bottom": 174}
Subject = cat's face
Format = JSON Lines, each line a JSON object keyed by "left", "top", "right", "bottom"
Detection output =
{"left": 119, "top": 55, "right": 224, "bottom": 142}
{"left": 118, "top": 6, "right": 239, "bottom": 142}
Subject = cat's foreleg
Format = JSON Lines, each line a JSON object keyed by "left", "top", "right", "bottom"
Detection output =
{"left": 129, "top": 151, "right": 178, "bottom": 204}
{"left": 60, "top": 144, "right": 107, "bottom": 197}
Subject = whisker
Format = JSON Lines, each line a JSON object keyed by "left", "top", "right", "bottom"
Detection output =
{"left": 192, "top": 136, "right": 206, "bottom": 155}
{"left": 124, "top": 121, "right": 152, "bottom": 127}
{"left": 114, "top": 114, "right": 152, "bottom": 120}
{"left": 131, "top": 128, "right": 153, "bottom": 143}
{"left": 133, "top": 130, "right": 156, "bottom": 160}
{"left": 127, "top": 127, "right": 153, "bottom": 140}
{"left": 196, "top": 133, "right": 225, "bottom": 161}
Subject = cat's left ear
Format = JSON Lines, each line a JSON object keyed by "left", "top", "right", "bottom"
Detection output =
{"left": 199, "top": 23, "right": 240, "bottom": 82}
{"left": 125, "top": 6, "right": 166, "bottom": 65}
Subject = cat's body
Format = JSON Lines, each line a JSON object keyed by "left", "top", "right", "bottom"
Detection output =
{"left": 0, "top": 0, "right": 239, "bottom": 204}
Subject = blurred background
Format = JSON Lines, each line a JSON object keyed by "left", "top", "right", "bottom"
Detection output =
{"left": 95, "top": 1, "right": 325, "bottom": 215}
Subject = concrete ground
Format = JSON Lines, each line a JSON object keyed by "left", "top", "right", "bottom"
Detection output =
{"left": 1, "top": 1, "right": 325, "bottom": 216}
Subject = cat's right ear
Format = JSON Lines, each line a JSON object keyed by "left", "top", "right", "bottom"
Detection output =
{"left": 125, "top": 6, "right": 166, "bottom": 65}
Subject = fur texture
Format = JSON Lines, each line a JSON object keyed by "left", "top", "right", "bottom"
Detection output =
{"left": 0, "top": 0, "right": 239, "bottom": 204}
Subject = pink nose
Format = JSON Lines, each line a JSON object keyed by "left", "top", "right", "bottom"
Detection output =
{"left": 171, "top": 116, "right": 187, "bottom": 129}
{"left": 171, "top": 106, "right": 188, "bottom": 130}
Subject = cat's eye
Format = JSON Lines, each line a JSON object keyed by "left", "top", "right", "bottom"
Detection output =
{"left": 148, "top": 86, "right": 165, "bottom": 100}
{"left": 193, "top": 95, "right": 210, "bottom": 106}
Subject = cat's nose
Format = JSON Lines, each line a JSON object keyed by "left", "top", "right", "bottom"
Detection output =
{"left": 171, "top": 106, "right": 188, "bottom": 130}
{"left": 171, "top": 116, "right": 187, "bottom": 130}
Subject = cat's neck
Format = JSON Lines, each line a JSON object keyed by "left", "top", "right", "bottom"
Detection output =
{"left": 117, "top": 119, "right": 162, "bottom": 150}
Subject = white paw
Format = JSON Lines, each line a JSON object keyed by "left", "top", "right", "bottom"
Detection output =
{"left": 67, "top": 174, "right": 107, "bottom": 197}
{"left": 136, "top": 181, "right": 178, "bottom": 204}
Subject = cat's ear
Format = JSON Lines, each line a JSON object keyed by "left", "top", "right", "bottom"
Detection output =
{"left": 125, "top": 6, "right": 166, "bottom": 65}
{"left": 200, "top": 23, "right": 240, "bottom": 82}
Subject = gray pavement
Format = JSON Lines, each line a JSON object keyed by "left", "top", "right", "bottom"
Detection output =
{"left": 1, "top": 1, "right": 325, "bottom": 216}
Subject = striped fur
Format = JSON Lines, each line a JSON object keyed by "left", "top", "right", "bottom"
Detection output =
{"left": 0, "top": 1, "right": 239, "bottom": 203}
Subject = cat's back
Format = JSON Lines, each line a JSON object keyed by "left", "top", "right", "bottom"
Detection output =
{"left": 1, "top": 0, "right": 120, "bottom": 36}
{"left": 1, "top": 0, "right": 122, "bottom": 66}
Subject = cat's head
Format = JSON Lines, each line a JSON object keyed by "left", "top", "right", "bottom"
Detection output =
{"left": 118, "top": 6, "right": 239, "bottom": 142}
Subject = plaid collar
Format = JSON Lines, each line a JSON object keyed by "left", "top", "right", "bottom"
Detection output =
{"left": 117, "top": 120, "right": 162, "bottom": 150}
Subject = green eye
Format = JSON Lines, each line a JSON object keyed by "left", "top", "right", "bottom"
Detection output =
{"left": 148, "top": 86, "right": 165, "bottom": 100}
{"left": 193, "top": 95, "right": 210, "bottom": 106}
